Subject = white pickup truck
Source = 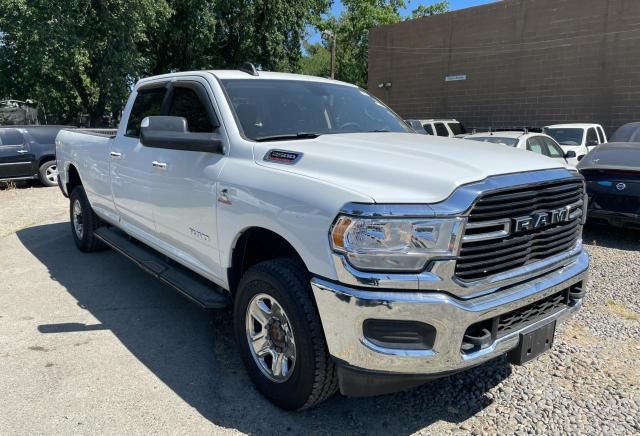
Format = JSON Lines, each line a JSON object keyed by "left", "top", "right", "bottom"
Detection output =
{"left": 56, "top": 67, "right": 589, "bottom": 410}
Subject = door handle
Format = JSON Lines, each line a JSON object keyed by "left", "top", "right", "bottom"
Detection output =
{"left": 110, "top": 151, "right": 122, "bottom": 159}
{"left": 152, "top": 161, "right": 167, "bottom": 170}
{"left": 17, "top": 150, "right": 29, "bottom": 154}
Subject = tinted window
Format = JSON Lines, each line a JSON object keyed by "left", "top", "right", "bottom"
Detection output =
{"left": 595, "top": 127, "right": 604, "bottom": 143}
{"left": 167, "top": 86, "right": 214, "bottom": 132}
{"left": 423, "top": 124, "right": 434, "bottom": 135}
{"left": 541, "top": 137, "right": 564, "bottom": 157}
{"left": 434, "top": 123, "right": 449, "bottom": 136}
{"left": 467, "top": 136, "right": 518, "bottom": 147}
{"left": 448, "top": 122, "right": 464, "bottom": 135}
{"left": 586, "top": 128, "right": 598, "bottom": 146}
{"left": 544, "top": 128, "right": 583, "bottom": 145}
{"left": 527, "top": 137, "right": 546, "bottom": 155}
{"left": 126, "top": 87, "right": 167, "bottom": 137}
{"left": 221, "top": 79, "right": 409, "bottom": 141}
{"left": 0, "top": 129, "right": 24, "bottom": 145}
{"left": 597, "top": 126, "right": 606, "bottom": 142}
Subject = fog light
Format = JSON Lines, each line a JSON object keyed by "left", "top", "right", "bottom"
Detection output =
{"left": 363, "top": 319, "right": 436, "bottom": 350}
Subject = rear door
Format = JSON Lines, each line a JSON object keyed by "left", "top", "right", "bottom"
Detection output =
{"left": 0, "top": 129, "right": 34, "bottom": 178}
{"left": 150, "top": 78, "right": 227, "bottom": 280}
{"left": 110, "top": 83, "right": 168, "bottom": 237}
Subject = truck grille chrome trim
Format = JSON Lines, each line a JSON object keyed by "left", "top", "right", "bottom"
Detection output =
{"left": 456, "top": 179, "right": 585, "bottom": 281}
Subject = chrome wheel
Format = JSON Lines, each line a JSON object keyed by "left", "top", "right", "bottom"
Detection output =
{"left": 45, "top": 164, "right": 58, "bottom": 184}
{"left": 245, "top": 293, "right": 296, "bottom": 383}
{"left": 72, "top": 199, "right": 84, "bottom": 239}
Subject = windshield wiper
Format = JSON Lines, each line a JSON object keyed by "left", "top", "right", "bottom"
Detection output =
{"left": 367, "top": 129, "right": 391, "bottom": 133}
{"left": 254, "top": 132, "right": 321, "bottom": 142}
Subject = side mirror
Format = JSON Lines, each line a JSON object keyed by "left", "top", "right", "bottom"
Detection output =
{"left": 564, "top": 150, "right": 577, "bottom": 158}
{"left": 140, "top": 116, "right": 223, "bottom": 154}
{"left": 577, "top": 154, "right": 585, "bottom": 162}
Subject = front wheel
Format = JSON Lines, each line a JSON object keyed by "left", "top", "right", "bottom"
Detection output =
{"left": 234, "top": 259, "right": 338, "bottom": 410}
{"left": 69, "top": 186, "right": 104, "bottom": 252}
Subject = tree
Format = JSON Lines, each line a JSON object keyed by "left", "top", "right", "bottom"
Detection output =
{"left": 0, "top": 0, "right": 330, "bottom": 125}
{"left": 409, "top": 1, "right": 449, "bottom": 19}
{"left": 299, "top": 42, "right": 332, "bottom": 78}
{"left": 322, "top": 0, "right": 406, "bottom": 88}
{"left": 306, "top": 1, "right": 450, "bottom": 88}
{"left": 0, "top": 0, "right": 171, "bottom": 125}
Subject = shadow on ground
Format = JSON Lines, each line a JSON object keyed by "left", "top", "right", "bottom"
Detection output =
{"left": 17, "top": 222, "right": 511, "bottom": 435}
{"left": 583, "top": 223, "right": 640, "bottom": 251}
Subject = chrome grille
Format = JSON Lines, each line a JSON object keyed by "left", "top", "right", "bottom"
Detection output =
{"left": 456, "top": 179, "right": 584, "bottom": 281}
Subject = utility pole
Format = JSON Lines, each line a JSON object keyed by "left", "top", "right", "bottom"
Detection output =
{"left": 322, "top": 30, "right": 336, "bottom": 79}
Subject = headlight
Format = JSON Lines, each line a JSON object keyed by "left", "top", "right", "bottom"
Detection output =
{"left": 330, "top": 215, "right": 462, "bottom": 272}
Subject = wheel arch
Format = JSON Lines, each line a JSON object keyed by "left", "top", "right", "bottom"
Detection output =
{"left": 227, "top": 226, "right": 309, "bottom": 295}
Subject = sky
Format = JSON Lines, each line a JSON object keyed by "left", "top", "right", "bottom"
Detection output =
{"left": 308, "top": 0, "right": 498, "bottom": 43}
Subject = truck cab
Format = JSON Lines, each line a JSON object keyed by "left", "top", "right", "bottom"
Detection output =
{"left": 544, "top": 123, "right": 607, "bottom": 165}
{"left": 56, "top": 69, "right": 589, "bottom": 410}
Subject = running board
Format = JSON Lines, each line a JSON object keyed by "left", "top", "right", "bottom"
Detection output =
{"left": 95, "top": 227, "right": 230, "bottom": 309}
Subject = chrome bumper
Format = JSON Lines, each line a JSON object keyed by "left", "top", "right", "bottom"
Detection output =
{"left": 312, "top": 250, "right": 589, "bottom": 375}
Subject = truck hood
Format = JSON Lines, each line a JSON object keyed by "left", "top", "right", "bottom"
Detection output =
{"left": 255, "top": 132, "right": 566, "bottom": 203}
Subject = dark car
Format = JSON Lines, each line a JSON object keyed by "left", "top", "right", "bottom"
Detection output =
{"left": 0, "top": 126, "right": 68, "bottom": 186}
{"left": 578, "top": 139, "right": 640, "bottom": 229}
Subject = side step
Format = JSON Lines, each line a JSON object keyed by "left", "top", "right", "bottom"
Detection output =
{"left": 95, "top": 227, "right": 230, "bottom": 309}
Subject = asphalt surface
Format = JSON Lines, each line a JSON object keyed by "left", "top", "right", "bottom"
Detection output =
{"left": 0, "top": 184, "right": 638, "bottom": 435}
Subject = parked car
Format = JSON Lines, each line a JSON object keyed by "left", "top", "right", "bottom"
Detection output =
{"left": 578, "top": 125, "right": 640, "bottom": 229}
{"left": 464, "top": 130, "right": 575, "bottom": 165}
{"left": 0, "top": 126, "right": 67, "bottom": 186}
{"left": 543, "top": 123, "right": 607, "bottom": 165}
{"left": 406, "top": 118, "right": 465, "bottom": 137}
{"left": 57, "top": 68, "right": 589, "bottom": 410}
{"left": 609, "top": 122, "right": 640, "bottom": 143}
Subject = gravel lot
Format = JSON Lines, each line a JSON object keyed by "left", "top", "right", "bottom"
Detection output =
{"left": 0, "top": 184, "right": 638, "bottom": 435}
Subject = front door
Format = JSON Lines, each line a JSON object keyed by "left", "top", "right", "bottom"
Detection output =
{"left": 110, "top": 84, "right": 168, "bottom": 238}
{"left": 150, "top": 79, "right": 226, "bottom": 280}
{"left": 0, "top": 129, "right": 34, "bottom": 179}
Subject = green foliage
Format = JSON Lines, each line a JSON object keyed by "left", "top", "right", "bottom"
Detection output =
{"left": 299, "top": 42, "right": 331, "bottom": 78}
{"left": 0, "top": 0, "right": 171, "bottom": 125}
{"left": 0, "top": 0, "right": 328, "bottom": 125}
{"left": 321, "top": 0, "right": 406, "bottom": 88}
{"left": 409, "top": 1, "right": 449, "bottom": 19}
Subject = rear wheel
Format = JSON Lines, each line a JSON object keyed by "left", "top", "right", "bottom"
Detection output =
{"left": 69, "top": 186, "right": 104, "bottom": 252}
{"left": 234, "top": 258, "right": 338, "bottom": 410}
{"left": 38, "top": 161, "right": 58, "bottom": 187}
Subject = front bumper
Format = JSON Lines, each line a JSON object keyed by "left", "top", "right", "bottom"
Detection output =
{"left": 312, "top": 250, "right": 588, "bottom": 381}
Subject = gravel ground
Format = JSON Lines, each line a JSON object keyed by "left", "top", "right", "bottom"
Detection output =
{"left": 0, "top": 185, "right": 638, "bottom": 435}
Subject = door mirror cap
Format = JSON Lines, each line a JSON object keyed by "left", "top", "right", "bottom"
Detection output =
{"left": 564, "top": 150, "right": 577, "bottom": 158}
{"left": 140, "top": 116, "right": 223, "bottom": 154}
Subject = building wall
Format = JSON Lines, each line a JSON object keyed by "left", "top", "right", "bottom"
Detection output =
{"left": 368, "top": 0, "right": 640, "bottom": 134}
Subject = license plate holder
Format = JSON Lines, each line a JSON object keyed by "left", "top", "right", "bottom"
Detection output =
{"left": 507, "top": 320, "right": 556, "bottom": 365}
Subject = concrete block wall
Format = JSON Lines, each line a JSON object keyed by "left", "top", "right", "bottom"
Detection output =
{"left": 368, "top": 0, "right": 640, "bottom": 134}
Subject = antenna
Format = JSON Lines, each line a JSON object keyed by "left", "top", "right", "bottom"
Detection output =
{"left": 240, "top": 62, "right": 259, "bottom": 76}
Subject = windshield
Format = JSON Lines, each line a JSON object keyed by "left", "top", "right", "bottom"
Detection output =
{"left": 221, "top": 79, "right": 410, "bottom": 141}
{"left": 544, "top": 128, "right": 584, "bottom": 145}
{"left": 466, "top": 136, "right": 518, "bottom": 147}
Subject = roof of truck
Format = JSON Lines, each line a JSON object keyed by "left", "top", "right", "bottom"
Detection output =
{"left": 137, "top": 70, "right": 356, "bottom": 87}
{"left": 545, "top": 123, "right": 602, "bottom": 129}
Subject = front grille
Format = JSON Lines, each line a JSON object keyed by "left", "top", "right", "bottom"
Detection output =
{"left": 496, "top": 290, "right": 568, "bottom": 337}
{"left": 456, "top": 179, "right": 584, "bottom": 281}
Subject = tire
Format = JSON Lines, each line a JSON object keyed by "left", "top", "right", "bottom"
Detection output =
{"left": 234, "top": 258, "right": 338, "bottom": 410}
{"left": 69, "top": 186, "right": 104, "bottom": 252}
{"left": 38, "top": 160, "right": 58, "bottom": 187}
